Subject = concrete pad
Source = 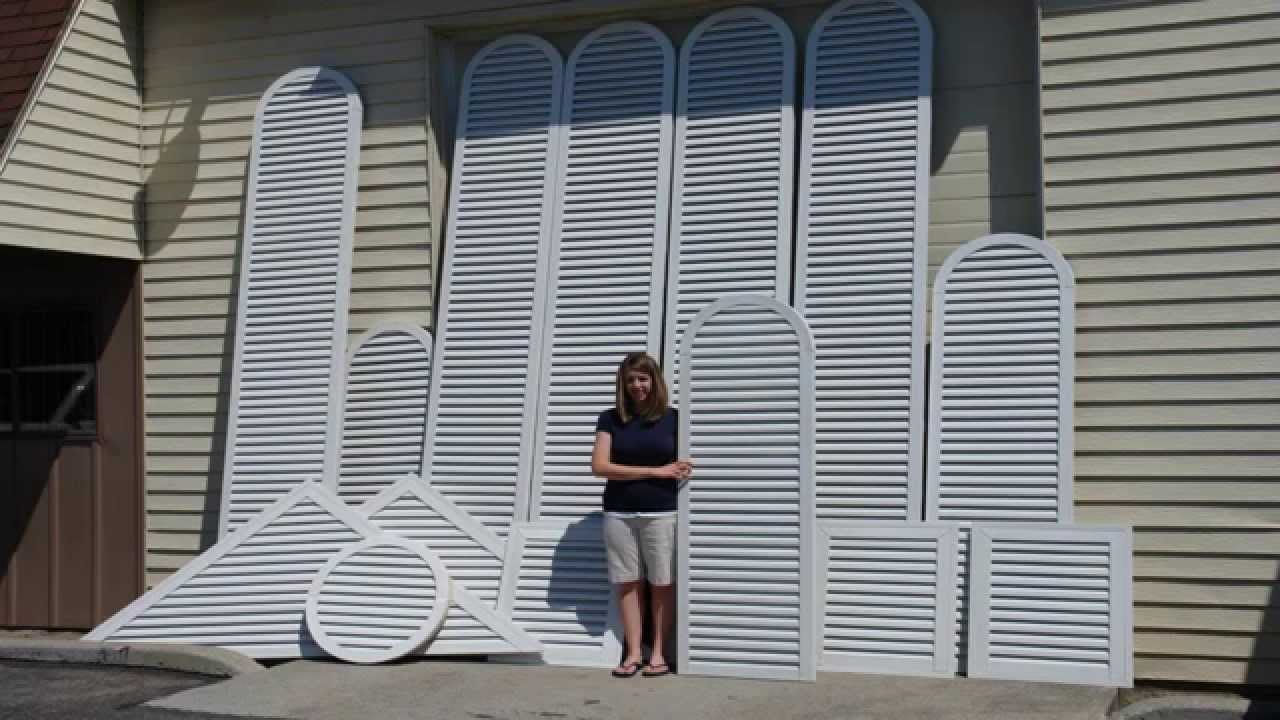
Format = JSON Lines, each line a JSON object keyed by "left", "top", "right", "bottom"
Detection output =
{"left": 151, "top": 659, "right": 1116, "bottom": 720}
{"left": 0, "top": 637, "right": 263, "bottom": 678}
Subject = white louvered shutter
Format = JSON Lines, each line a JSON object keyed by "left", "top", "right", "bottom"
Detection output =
{"left": 665, "top": 8, "right": 795, "bottom": 399}
{"left": 819, "top": 524, "right": 956, "bottom": 677}
{"left": 797, "top": 0, "right": 932, "bottom": 523}
{"left": 968, "top": 526, "right": 1133, "bottom": 687}
{"left": 424, "top": 36, "right": 564, "bottom": 536}
{"left": 339, "top": 322, "right": 432, "bottom": 505}
{"left": 498, "top": 521, "right": 621, "bottom": 667}
{"left": 87, "top": 482, "right": 375, "bottom": 659}
{"left": 220, "top": 67, "right": 362, "bottom": 536}
{"left": 305, "top": 538, "right": 449, "bottom": 664}
{"left": 530, "top": 22, "right": 675, "bottom": 522}
{"left": 678, "top": 295, "right": 817, "bottom": 682}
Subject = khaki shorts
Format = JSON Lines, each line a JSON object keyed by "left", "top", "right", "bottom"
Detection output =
{"left": 603, "top": 514, "right": 676, "bottom": 586}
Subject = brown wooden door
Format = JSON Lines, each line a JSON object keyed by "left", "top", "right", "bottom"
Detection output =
{"left": 0, "top": 246, "right": 143, "bottom": 629}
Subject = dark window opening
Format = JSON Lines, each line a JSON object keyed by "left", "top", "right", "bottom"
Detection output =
{"left": 0, "top": 308, "right": 97, "bottom": 435}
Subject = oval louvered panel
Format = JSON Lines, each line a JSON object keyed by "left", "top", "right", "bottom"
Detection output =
{"left": 665, "top": 8, "right": 795, "bottom": 400}
{"left": 338, "top": 322, "right": 432, "bottom": 505}
{"left": 820, "top": 524, "right": 956, "bottom": 677}
{"left": 927, "top": 234, "right": 1076, "bottom": 524}
{"left": 425, "top": 36, "right": 564, "bottom": 536}
{"left": 969, "top": 526, "right": 1132, "bottom": 687}
{"left": 306, "top": 538, "right": 449, "bottom": 664}
{"left": 221, "top": 67, "right": 362, "bottom": 536}
{"left": 797, "top": 0, "right": 932, "bottom": 524}
{"left": 679, "top": 295, "right": 816, "bottom": 681}
{"left": 531, "top": 23, "right": 675, "bottom": 522}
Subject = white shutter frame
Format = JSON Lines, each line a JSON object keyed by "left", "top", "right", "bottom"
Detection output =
{"left": 423, "top": 35, "right": 564, "bottom": 534}
{"left": 926, "top": 233, "right": 1076, "bottom": 524}
{"left": 968, "top": 525, "right": 1133, "bottom": 687}
{"left": 819, "top": 522, "right": 957, "bottom": 677}
{"left": 678, "top": 294, "right": 817, "bottom": 682}
{"left": 665, "top": 7, "right": 796, "bottom": 396}
{"left": 796, "top": 0, "right": 932, "bottom": 524}
{"left": 339, "top": 321, "right": 433, "bottom": 505}
{"left": 529, "top": 22, "right": 675, "bottom": 522}
{"left": 218, "top": 67, "right": 362, "bottom": 538}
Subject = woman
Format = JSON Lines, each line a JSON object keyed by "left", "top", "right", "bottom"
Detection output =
{"left": 591, "top": 352, "right": 691, "bottom": 678}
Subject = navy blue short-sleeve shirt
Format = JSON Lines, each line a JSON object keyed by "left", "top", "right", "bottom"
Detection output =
{"left": 595, "top": 407, "right": 678, "bottom": 513}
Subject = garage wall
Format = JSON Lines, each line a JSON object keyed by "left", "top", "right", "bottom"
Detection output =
{"left": 1040, "top": 0, "right": 1280, "bottom": 685}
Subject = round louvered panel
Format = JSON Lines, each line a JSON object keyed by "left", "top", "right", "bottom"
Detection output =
{"left": 305, "top": 538, "right": 450, "bottom": 664}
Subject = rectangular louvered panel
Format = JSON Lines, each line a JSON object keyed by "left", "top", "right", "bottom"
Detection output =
{"left": 425, "top": 38, "right": 563, "bottom": 536}
{"left": 969, "top": 526, "right": 1133, "bottom": 687}
{"left": 531, "top": 23, "right": 674, "bottom": 522}
{"left": 820, "top": 524, "right": 956, "bottom": 677}
{"left": 665, "top": 8, "right": 795, "bottom": 399}
{"left": 339, "top": 324, "right": 432, "bottom": 505}
{"left": 929, "top": 236, "right": 1075, "bottom": 524}
{"left": 221, "top": 68, "right": 361, "bottom": 536}
{"left": 680, "top": 298, "right": 816, "bottom": 681}
{"left": 797, "top": 0, "right": 931, "bottom": 523}
{"left": 498, "top": 522, "right": 621, "bottom": 667}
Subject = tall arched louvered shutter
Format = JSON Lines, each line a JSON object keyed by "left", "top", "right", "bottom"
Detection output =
{"left": 679, "top": 295, "right": 817, "bottom": 682}
{"left": 796, "top": 0, "right": 931, "bottom": 524}
{"left": 530, "top": 23, "right": 675, "bottom": 522}
{"left": 424, "top": 36, "right": 564, "bottom": 535}
{"left": 338, "top": 322, "right": 432, "bottom": 505}
{"left": 219, "top": 67, "right": 362, "bottom": 537}
{"left": 665, "top": 8, "right": 796, "bottom": 399}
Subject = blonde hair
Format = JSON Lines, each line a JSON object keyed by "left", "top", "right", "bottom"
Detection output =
{"left": 614, "top": 352, "right": 669, "bottom": 423}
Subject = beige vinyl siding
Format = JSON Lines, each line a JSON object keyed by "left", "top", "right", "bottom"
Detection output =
{"left": 1040, "top": 0, "right": 1280, "bottom": 685}
{"left": 0, "top": 0, "right": 141, "bottom": 260}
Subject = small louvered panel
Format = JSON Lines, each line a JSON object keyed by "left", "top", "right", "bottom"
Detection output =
{"left": 797, "top": 0, "right": 932, "bottom": 523}
{"left": 87, "top": 483, "right": 373, "bottom": 659}
{"left": 679, "top": 296, "right": 817, "bottom": 681}
{"left": 927, "top": 234, "right": 1076, "bottom": 524}
{"left": 339, "top": 322, "right": 432, "bottom": 505}
{"left": 499, "top": 522, "right": 620, "bottom": 667}
{"left": 220, "top": 67, "right": 362, "bottom": 536}
{"left": 306, "top": 539, "right": 447, "bottom": 664}
{"left": 820, "top": 524, "right": 956, "bottom": 677}
{"left": 531, "top": 23, "right": 674, "bottom": 522}
{"left": 969, "top": 526, "right": 1133, "bottom": 687}
{"left": 955, "top": 526, "right": 971, "bottom": 673}
{"left": 425, "top": 36, "right": 563, "bottom": 536}
{"left": 665, "top": 8, "right": 795, "bottom": 399}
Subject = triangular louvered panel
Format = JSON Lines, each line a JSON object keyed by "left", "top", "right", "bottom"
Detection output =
{"left": 219, "top": 67, "right": 362, "bottom": 536}
{"left": 968, "top": 526, "right": 1133, "bottom": 687}
{"left": 424, "top": 36, "right": 564, "bottom": 536}
{"left": 926, "top": 233, "right": 1075, "bottom": 525}
{"left": 497, "top": 520, "right": 622, "bottom": 667}
{"left": 338, "top": 322, "right": 432, "bottom": 505}
{"left": 819, "top": 523, "right": 957, "bottom": 677}
{"left": 87, "top": 482, "right": 376, "bottom": 659}
{"left": 796, "top": 0, "right": 932, "bottom": 524}
{"left": 664, "top": 8, "right": 796, "bottom": 400}
{"left": 530, "top": 22, "right": 675, "bottom": 522}
{"left": 679, "top": 295, "right": 817, "bottom": 682}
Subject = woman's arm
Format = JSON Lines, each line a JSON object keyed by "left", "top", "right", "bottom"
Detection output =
{"left": 591, "top": 432, "right": 686, "bottom": 481}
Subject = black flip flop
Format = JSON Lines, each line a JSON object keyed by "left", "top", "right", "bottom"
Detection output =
{"left": 612, "top": 661, "right": 642, "bottom": 678}
{"left": 642, "top": 663, "right": 671, "bottom": 677}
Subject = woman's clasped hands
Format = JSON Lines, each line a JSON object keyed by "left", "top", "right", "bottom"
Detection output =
{"left": 655, "top": 459, "right": 693, "bottom": 481}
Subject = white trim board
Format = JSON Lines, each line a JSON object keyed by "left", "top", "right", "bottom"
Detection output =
{"left": 219, "top": 66, "right": 363, "bottom": 537}
{"left": 819, "top": 522, "right": 957, "bottom": 678}
{"left": 678, "top": 294, "right": 818, "bottom": 682}
{"left": 795, "top": 0, "right": 932, "bottom": 524}
{"left": 967, "top": 525, "right": 1133, "bottom": 688}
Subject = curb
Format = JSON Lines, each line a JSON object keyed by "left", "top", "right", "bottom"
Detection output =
{"left": 0, "top": 638, "right": 263, "bottom": 678}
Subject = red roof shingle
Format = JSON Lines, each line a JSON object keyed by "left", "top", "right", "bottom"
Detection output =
{"left": 0, "top": 0, "right": 73, "bottom": 146}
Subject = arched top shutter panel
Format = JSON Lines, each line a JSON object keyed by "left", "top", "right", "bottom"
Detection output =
{"left": 338, "top": 322, "right": 433, "bottom": 506}
{"left": 666, "top": 8, "right": 796, "bottom": 400}
{"left": 220, "top": 67, "right": 362, "bottom": 537}
{"left": 927, "top": 234, "right": 1076, "bottom": 525}
{"left": 530, "top": 22, "right": 675, "bottom": 522}
{"left": 797, "top": 0, "right": 932, "bottom": 525}
{"left": 424, "top": 36, "right": 564, "bottom": 536}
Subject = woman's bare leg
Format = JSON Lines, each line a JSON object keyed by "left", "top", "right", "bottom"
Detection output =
{"left": 648, "top": 583, "right": 674, "bottom": 670}
{"left": 616, "top": 581, "right": 645, "bottom": 670}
